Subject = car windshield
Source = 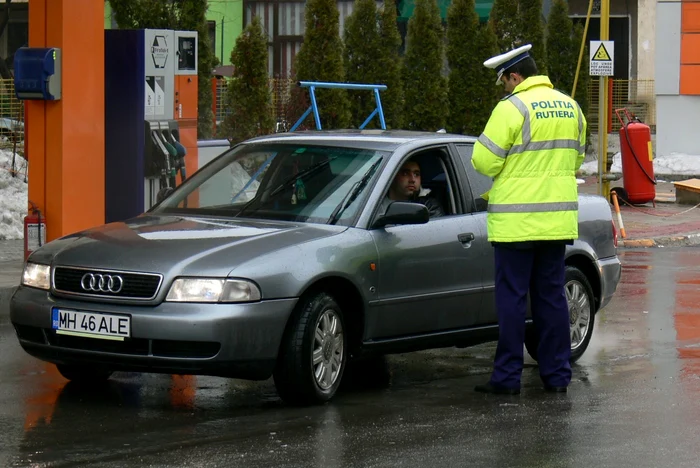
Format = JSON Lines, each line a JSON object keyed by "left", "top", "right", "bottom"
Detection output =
{"left": 152, "top": 142, "right": 389, "bottom": 225}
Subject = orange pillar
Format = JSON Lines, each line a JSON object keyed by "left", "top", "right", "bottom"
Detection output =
{"left": 27, "top": 0, "right": 104, "bottom": 242}
{"left": 174, "top": 74, "right": 199, "bottom": 208}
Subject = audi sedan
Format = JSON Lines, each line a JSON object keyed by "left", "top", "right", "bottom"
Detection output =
{"left": 10, "top": 130, "right": 621, "bottom": 405}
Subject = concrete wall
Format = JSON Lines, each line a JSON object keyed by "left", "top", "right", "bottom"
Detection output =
{"left": 656, "top": 96, "right": 700, "bottom": 155}
{"left": 637, "top": 0, "right": 656, "bottom": 81}
{"left": 656, "top": 2, "right": 682, "bottom": 95}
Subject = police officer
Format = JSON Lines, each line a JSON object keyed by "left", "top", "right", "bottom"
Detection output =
{"left": 471, "top": 44, "right": 587, "bottom": 395}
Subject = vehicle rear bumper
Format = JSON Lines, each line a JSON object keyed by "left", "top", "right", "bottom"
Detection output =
{"left": 10, "top": 286, "right": 298, "bottom": 380}
{"left": 596, "top": 255, "right": 622, "bottom": 311}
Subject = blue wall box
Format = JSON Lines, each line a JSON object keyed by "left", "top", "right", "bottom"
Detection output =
{"left": 14, "top": 47, "right": 62, "bottom": 101}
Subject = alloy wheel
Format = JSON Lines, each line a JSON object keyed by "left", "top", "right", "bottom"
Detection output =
{"left": 567, "top": 279, "right": 591, "bottom": 351}
{"left": 312, "top": 308, "right": 344, "bottom": 390}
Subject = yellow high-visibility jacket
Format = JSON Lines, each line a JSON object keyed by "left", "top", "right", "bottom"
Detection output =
{"left": 471, "top": 75, "right": 586, "bottom": 243}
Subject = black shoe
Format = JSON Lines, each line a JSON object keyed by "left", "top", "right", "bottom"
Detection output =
{"left": 474, "top": 382, "right": 520, "bottom": 395}
{"left": 544, "top": 385, "right": 568, "bottom": 393}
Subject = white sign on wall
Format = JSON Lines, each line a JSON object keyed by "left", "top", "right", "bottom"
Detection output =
{"left": 590, "top": 40, "right": 615, "bottom": 76}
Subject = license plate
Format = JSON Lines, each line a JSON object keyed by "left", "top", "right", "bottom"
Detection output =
{"left": 51, "top": 308, "right": 131, "bottom": 341}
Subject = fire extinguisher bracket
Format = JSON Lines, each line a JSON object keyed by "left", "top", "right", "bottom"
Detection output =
{"left": 24, "top": 201, "right": 46, "bottom": 261}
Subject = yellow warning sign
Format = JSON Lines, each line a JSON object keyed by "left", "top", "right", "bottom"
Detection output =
{"left": 589, "top": 40, "right": 614, "bottom": 76}
{"left": 593, "top": 43, "right": 611, "bottom": 61}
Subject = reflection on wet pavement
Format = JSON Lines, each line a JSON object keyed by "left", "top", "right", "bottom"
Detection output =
{"left": 3, "top": 247, "right": 700, "bottom": 467}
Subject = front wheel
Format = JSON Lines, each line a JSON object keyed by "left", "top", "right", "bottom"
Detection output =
{"left": 273, "top": 291, "right": 347, "bottom": 405}
{"left": 525, "top": 266, "right": 596, "bottom": 364}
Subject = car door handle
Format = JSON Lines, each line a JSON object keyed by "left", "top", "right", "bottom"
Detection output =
{"left": 458, "top": 233, "right": 475, "bottom": 243}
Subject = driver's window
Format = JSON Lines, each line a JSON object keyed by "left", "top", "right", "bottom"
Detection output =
{"left": 382, "top": 148, "right": 459, "bottom": 219}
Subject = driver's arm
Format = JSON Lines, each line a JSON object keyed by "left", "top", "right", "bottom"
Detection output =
{"left": 422, "top": 197, "right": 445, "bottom": 218}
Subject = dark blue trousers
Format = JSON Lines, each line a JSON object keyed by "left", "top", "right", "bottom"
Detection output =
{"left": 490, "top": 242, "right": 572, "bottom": 389}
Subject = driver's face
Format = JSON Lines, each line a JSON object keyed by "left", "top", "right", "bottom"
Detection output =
{"left": 390, "top": 161, "right": 421, "bottom": 200}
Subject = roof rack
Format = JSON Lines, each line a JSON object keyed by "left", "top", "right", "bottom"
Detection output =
{"left": 289, "top": 81, "right": 388, "bottom": 132}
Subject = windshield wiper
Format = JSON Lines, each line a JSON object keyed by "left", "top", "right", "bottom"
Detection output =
{"left": 235, "top": 157, "right": 336, "bottom": 218}
{"left": 327, "top": 159, "right": 382, "bottom": 225}
{"left": 268, "top": 157, "right": 336, "bottom": 198}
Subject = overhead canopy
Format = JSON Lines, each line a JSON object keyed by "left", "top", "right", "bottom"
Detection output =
{"left": 398, "top": 0, "right": 494, "bottom": 22}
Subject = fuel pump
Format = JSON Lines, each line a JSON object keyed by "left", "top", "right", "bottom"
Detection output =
{"left": 162, "top": 123, "right": 187, "bottom": 183}
{"left": 104, "top": 28, "right": 197, "bottom": 222}
{"left": 151, "top": 126, "right": 175, "bottom": 188}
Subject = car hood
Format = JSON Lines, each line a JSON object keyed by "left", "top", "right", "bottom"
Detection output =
{"left": 32, "top": 215, "right": 346, "bottom": 277}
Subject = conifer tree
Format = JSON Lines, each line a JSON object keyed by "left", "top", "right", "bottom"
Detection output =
{"left": 222, "top": 16, "right": 274, "bottom": 144}
{"left": 477, "top": 21, "right": 504, "bottom": 127}
{"left": 572, "top": 23, "right": 590, "bottom": 120}
{"left": 294, "top": 0, "right": 351, "bottom": 129}
{"left": 446, "top": 0, "right": 499, "bottom": 135}
{"left": 377, "top": 1, "right": 404, "bottom": 129}
{"left": 488, "top": 0, "right": 521, "bottom": 53}
{"left": 402, "top": 0, "right": 447, "bottom": 131}
{"left": 519, "top": 0, "right": 547, "bottom": 74}
{"left": 344, "top": 0, "right": 382, "bottom": 128}
{"left": 546, "top": 0, "right": 576, "bottom": 92}
{"left": 282, "top": 63, "right": 312, "bottom": 131}
{"left": 178, "top": 0, "right": 216, "bottom": 139}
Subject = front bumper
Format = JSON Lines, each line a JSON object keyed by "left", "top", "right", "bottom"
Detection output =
{"left": 10, "top": 286, "right": 298, "bottom": 380}
{"left": 596, "top": 255, "right": 622, "bottom": 311}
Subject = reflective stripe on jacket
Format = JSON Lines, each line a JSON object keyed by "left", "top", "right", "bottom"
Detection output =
{"left": 471, "top": 75, "right": 587, "bottom": 243}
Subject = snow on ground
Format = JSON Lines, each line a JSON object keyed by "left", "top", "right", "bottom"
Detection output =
{"left": 0, "top": 149, "right": 28, "bottom": 240}
{"left": 580, "top": 152, "right": 700, "bottom": 177}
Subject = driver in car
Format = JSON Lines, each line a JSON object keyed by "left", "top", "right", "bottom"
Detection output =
{"left": 379, "top": 159, "right": 445, "bottom": 218}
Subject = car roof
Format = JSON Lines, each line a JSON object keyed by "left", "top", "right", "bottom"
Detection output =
{"left": 241, "top": 129, "right": 478, "bottom": 151}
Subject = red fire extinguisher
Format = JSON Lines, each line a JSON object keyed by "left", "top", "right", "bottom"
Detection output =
{"left": 24, "top": 201, "right": 46, "bottom": 261}
{"left": 614, "top": 108, "right": 656, "bottom": 205}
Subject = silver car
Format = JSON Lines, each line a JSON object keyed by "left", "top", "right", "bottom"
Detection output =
{"left": 10, "top": 131, "right": 621, "bottom": 405}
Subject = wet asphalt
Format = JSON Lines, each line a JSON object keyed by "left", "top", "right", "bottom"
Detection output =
{"left": 2, "top": 247, "right": 700, "bottom": 467}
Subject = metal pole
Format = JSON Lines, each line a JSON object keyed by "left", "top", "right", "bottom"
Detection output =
{"left": 572, "top": 0, "right": 594, "bottom": 98}
{"left": 598, "top": 0, "right": 610, "bottom": 198}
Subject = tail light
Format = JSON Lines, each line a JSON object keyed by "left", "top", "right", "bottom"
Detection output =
{"left": 611, "top": 220, "right": 618, "bottom": 248}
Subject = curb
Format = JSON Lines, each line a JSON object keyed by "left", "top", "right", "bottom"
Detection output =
{"left": 621, "top": 232, "right": 700, "bottom": 248}
{"left": 580, "top": 172, "right": 700, "bottom": 183}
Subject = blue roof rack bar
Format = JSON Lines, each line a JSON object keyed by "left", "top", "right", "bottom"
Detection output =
{"left": 289, "top": 81, "right": 388, "bottom": 132}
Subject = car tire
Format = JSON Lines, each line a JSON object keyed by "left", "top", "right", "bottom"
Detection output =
{"left": 273, "top": 291, "right": 347, "bottom": 405}
{"left": 55, "top": 364, "right": 113, "bottom": 384}
{"left": 525, "top": 266, "right": 596, "bottom": 364}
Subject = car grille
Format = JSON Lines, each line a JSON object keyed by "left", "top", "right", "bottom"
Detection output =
{"left": 52, "top": 266, "right": 163, "bottom": 300}
{"left": 44, "top": 330, "right": 221, "bottom": 358}
{"left": 15, "top": 325, "right": 221, "bottom": 359}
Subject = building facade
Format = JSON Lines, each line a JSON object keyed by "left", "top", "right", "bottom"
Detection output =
{"left": 655, "top": 0, "right": 700, "bottom": 157}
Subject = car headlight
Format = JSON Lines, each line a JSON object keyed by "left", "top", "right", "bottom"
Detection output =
{"left": 21, "top": 262, "right": 51, "bottom": 290}
{"left": 165, "top": 278, "right": 262, "bottom": 303}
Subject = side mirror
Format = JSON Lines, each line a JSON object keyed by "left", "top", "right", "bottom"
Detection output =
{"left": 373, "top": 201, "right": 429, "bottom": 229}
{"left": 156, "top": 186, "right": 174, "bottom": 203}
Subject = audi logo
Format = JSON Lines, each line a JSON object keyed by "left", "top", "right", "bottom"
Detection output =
{"left": 80, "top": 273, "right": 124, "bottom": 294}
